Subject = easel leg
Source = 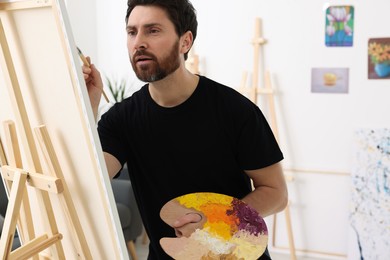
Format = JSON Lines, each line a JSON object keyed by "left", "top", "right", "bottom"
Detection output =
{"left": 34, "top": 125, "right": 92, "bottom": 259}
{"left": 9, "top": 233, "right": 63, "bottom": 260}
{"left": 284, "top": 203, "right": 296, "bottom": 260}
{"left": 2, "top": 121, "right": 37, "bottom": 249}
{"left": 0, "top": 171, "right": 27, "bottom": 259}
{"left": 127, "top": 240, "right": 138, "bottom": 260}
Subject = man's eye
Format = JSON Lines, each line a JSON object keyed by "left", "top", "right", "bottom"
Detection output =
{"left": 149, "top": 29, "right": 159, "bottom": 34}
{"left": 127, "top": 30, "right": 136, "bottom": 36}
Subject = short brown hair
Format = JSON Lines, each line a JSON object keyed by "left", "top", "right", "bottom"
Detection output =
{"left": 126, "top": 0, "right": 198, "bottom": 60}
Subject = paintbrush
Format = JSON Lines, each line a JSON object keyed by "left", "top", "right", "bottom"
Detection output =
{"left": 77, "top": 46, "right": 110, "bottom": 103}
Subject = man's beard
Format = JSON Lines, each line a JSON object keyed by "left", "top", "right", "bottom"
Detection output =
{"left": 131, "top": 41, "right": 180, "bottom": 82}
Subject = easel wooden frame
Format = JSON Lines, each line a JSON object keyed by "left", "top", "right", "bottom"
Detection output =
{"left": 238, "top": 17, "right": 297, "bottom": 260}
{"left": 0, "top": 123, "right": 92, "bottom": 260}
{"left": 0, "top": 0, "right": 127, "bottom": 259}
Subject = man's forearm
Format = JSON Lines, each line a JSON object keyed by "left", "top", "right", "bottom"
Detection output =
{"left": 242, "top": 186, "right": 288, "bottom": 218}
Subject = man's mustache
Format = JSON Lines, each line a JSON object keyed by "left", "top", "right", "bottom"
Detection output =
{"left": 132, "top": 50, "right": 156, "bottom": 61}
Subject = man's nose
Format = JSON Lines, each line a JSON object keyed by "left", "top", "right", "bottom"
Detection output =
{"left": 133, "top": 33, "right": 147, "bottom": 50}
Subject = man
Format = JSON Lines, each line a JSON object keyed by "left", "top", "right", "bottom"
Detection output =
{"left": 83, "top": 0, "right": 288, "bottom": 259}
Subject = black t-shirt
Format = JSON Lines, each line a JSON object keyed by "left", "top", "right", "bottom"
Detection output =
{"left": 98, "top": 75, "right": 283, "bottom": 259}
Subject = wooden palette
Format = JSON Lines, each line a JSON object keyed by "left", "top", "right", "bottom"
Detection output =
{"left": 160, "top": 192, "right": 268, "bottom": 259}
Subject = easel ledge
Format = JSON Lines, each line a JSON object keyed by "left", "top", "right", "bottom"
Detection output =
{"left": 1, "top": 165, "right": 64, "bottom": 194}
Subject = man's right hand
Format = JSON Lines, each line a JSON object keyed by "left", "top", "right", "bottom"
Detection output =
{"left": 82, "top": 56, "right": 104, "bottom": 119}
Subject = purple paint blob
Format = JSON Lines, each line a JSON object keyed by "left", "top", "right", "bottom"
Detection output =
{"left": 227, "top": 198, "right": 267, "bottom": 236}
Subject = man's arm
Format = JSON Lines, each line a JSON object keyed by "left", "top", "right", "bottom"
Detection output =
{"left": 82, "top": 56, "right": 104, "bottom": 120}
{"left": 172, "top": 162, "right": 288, "bottom": 230}
{"left": 81, "top": 57, "right": 120, "bottom": 179}
{"left": 242, "top": 162, "right": 288, "bottom": 218}
{"left": 104, "top": 152, "right": 122, "bottom": 179}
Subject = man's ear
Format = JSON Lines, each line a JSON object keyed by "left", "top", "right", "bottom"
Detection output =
{"left": 180, "top": 31, "right": 193, "bottom": 54}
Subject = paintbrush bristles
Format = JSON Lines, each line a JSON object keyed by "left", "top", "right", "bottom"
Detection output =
{"left": 77, "top": 46, "right": 90, "bottom": 67}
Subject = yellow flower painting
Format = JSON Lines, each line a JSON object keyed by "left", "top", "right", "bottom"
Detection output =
{"left": 368, "top": 38, "right": 390, "bottom": 79}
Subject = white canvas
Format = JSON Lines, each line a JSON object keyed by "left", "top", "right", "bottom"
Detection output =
{"left": 349, "top": 128, "right": 390, "bottom": 259}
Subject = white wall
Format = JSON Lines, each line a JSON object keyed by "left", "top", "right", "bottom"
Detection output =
{"left": 65, "top": 0, "right": 98, "bottom": 65}
{"left": 67, "top": 0, "right": 390, "bottom": 258}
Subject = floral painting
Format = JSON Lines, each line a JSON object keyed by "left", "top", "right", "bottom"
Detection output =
{"left": 349, "top": 129, "right": 390, "bottom": 259}
{"left": 325, "top": 6, "right": 354, "bottom": 47}
{"left": 368, "top": 38, "right": 390, "bottom": 79}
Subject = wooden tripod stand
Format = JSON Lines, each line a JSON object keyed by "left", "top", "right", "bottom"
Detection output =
{"left": 238, "top": 17, "right": 297, "bottom": 260}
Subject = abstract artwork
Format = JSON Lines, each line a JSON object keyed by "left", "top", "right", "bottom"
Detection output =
{"left": 368, "top": 38, "right": 390, "bottom": 79}
{"left": 160, "top": 192, "right": 268, "bottom": 259}
{"left": 325, "top": 5, "right": 354, "bottom": 47}
{"left": 349, "top": 129, "right": 390, "bottom": 259}
{"left": 311, "top": 68, "right": 349, "bottom": 93}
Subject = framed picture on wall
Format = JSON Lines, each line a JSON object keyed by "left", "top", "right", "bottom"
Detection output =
{"left": 325, "top": 6, "right": 354, "bottom": 47}
{"left": 311, "top": 68, "right": 349, "bottom": 94}
{"left": 368, "top": 38, "right": 390, "bottom": 79}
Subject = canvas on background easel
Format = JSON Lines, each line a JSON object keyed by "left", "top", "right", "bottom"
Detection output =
{"left": 238, "top": 17, "right": 297, "bottom": 260}
{"left": 0, "top": 0, "right": 127, "bottom": 259}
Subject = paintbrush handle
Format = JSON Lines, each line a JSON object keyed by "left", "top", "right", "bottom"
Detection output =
{"left": 77, "top": 47, "right": 109, "bottom": 103}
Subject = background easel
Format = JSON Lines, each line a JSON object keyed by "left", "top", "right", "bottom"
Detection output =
{"left": 238, "top": 17, "right": 297, "bottom": 260}
{"left": 185, "top": 47, "right": 200, "bottom": 75}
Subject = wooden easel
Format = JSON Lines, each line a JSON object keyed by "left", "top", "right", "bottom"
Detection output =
{"left": 185, "top": 47, "right": 200, "bottom": 75}
{"left": 0, "top": 13, "right": 92, "bottom": 259}
{"left": 238, "top": 17, "right": 297, "bottom": 260}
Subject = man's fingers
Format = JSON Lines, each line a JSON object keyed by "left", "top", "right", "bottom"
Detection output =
{"left": 173, "top": 212, "right": 202, "bottom": 228}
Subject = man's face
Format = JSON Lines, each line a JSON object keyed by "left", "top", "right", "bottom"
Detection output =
{"left": 126, "top": 6, "right": 181, "bottom": 82}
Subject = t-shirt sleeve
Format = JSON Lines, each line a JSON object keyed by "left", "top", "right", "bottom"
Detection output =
{"left": 236, "top": 103, "right": 284, "bottom": 170}
{"left": 97, "top": 104, "right": 128, "bottom": 166}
